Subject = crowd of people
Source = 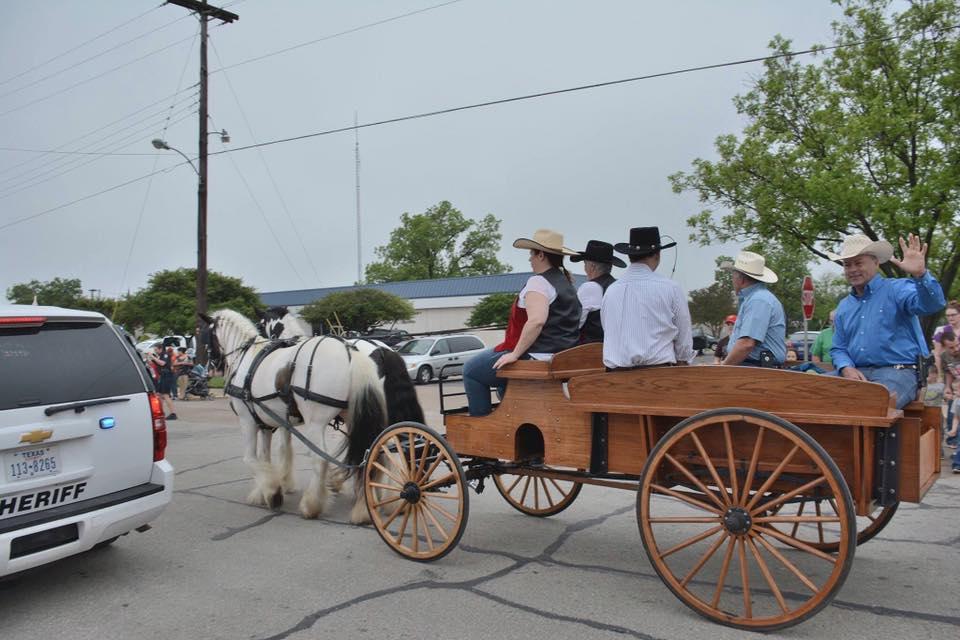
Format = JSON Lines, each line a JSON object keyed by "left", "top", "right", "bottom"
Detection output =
{"left": 461, "top": 227, "right": 955, "bottom": 473}
{"left": 142, "top": 341, "right": 211, "bottom": 420}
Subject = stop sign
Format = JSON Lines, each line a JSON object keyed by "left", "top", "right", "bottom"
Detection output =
{"left": 801, "top": 275, "right": 815, "bottom": 320}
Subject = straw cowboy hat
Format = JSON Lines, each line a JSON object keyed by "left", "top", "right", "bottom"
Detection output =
{"left": 570, "top": 240, "right": 626, "bottom": 268}
{"left": 721, "top": 250, "right": 779, "bottom": 284}
{"left": 513, "top": 229, "right": 578, "bottom": 256}
{"left": 825, "top": 234, "right": 894, "bottom": 264}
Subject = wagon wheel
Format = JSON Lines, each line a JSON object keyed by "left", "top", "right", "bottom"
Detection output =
{"left": 364, "top": 422, "right": 468, "bottom": 562}
{"left": 637, "top": 408, "right": 855, "bottom": 631}
{"left": 764, "top": 497, "right": 899, "bottom": 552}
{"left": 494, "top": 471, "right": 582, "bottom": 517}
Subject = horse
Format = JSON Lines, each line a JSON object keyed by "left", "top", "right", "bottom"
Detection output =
{"left": 200, "top": 309, "right": 387, "bottom": 524}
{"left": 256, "top": 305, "right": 313, "bottom": 340}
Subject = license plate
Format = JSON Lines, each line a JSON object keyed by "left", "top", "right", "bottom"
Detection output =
{"left": 5, "top": 445, "right": 60, "bottom": 482}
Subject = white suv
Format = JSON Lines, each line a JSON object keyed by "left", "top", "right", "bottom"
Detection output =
{"left": 0, "top": 305, "right": 173, "bottom": 577}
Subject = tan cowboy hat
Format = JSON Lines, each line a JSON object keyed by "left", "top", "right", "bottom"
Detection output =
{"left": 721, "top": 250, "right": 778, "bottom": 284}
{"left": 513, "top": 229, "right": 578, "bottom": 256}
{"left": 825, "top": 234, "right": 894, "bottom": 264}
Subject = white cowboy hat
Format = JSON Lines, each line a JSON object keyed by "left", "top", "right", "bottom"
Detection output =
{"left": 720, "top": 250, "right": 778, "bottom": 284}
{"left": 513, "top": 229, "right": 578, "bottom": 256}
{"left": 825, "top": 234, "right": 894, "bottom": 264}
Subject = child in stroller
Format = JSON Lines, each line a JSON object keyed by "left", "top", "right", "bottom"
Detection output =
{"left": 185, "top": 363, "right": 211, "bottom": 399}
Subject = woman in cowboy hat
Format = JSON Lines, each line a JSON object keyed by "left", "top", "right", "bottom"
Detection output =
{"left": 462, "top": 229, "right": 582, "bottom": 416}
{"left": 570, "top": 239, "right": 625, "bottom": 344}
{"left": 720, "top": 250, "right": 787, "bottom": 367}
{"left": 827, "top": 233, "right": 945, "bottom": 409}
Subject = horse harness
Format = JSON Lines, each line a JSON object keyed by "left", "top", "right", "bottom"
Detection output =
{"left": 223, "top": 335, "right": 363, "bottom": 469}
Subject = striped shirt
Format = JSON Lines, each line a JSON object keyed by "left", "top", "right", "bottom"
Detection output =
{"left": 600, "top": 263, "right": 696, "bottom": 368}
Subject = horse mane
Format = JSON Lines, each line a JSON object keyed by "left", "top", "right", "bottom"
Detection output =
{"left": 212, "top": 308, "right": 260, "bottom": 346}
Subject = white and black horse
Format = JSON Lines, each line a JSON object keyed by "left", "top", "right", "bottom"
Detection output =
{"left": 200, "top": 309, "right": 387, "bottom": 523}
{"left": 256, "top": 305, "right": 313, "bottom": 340}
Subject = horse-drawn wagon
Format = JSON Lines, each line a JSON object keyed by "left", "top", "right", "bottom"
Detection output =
{"left": 361, "top": 342, "right": 942, "bottom": 630}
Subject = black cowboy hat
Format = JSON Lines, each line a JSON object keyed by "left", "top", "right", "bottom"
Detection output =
{"left": 613, "top": 226, "right": 676, "bottom": 257}
{"left": 570, "top": 240, "right": 626, "bottom": 268}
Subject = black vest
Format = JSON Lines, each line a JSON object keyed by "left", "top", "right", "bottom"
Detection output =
{"left": 580, "top": 272, "right": 616, "bottom": 343}
{"left": 528, "top": 268, "right": 582, "bottom": 354}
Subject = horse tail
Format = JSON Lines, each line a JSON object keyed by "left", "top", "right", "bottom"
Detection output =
{"left": 370, "top": 347, "right": 425, "bottom": 425}
{"left": 344, "top": 352, "right": 388, "bottom": 476}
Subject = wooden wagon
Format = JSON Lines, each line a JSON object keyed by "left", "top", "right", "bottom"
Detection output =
{"left": 361, "top": 343, "right": 942, "bottom": 630}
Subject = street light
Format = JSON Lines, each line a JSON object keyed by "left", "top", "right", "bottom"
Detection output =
{"left": 151, "top": 130, "right": 228, "bottom": 364}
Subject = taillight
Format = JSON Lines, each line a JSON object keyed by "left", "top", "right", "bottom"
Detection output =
{"left": 148, "top": 393, "right": 167, "bottom": 461}
{"left": 0, "top": 316, "right": 46, "bottom": 327}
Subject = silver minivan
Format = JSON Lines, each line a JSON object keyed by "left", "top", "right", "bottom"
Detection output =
{"left": 397, "top": 334, "right": 486, "bottom": 384}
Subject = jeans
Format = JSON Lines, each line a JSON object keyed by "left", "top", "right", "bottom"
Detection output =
{"left": 463, "top": 348, "right": 508, "bottom": 417}
{"left": 859, "top": 366, "right": 918, "bottom": 410}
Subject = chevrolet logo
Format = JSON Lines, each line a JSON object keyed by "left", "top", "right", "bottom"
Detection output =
{"left": 20, "top": 429, "right": 53, "bottom": 444}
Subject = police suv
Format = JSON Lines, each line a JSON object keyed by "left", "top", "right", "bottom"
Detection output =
{"left": 0, "top": 305, "right": 173, "bottom": 577}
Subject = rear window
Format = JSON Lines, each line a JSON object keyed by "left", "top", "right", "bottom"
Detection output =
{"left": 0, "top": 321, "right": 145, "bottom": 411}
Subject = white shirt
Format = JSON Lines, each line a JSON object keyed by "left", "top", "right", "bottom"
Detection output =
{"left": 519, "top": 274, "right": 558, "bottom": 362}
{"left": 576, "top": 280, "right": 603, "bottom": 328}
{"left": 600, "top": 263, "right": 696, "bottom": 368}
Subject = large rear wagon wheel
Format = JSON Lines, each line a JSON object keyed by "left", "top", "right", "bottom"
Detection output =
{"left": 637, "top": 408, "right": 855, "bottom": 631}
{"left": 494, "top": 471, "right": 582, "bottom": 517}
{"left": 364, "top": 422, "right": 467, "bottom": 562}
{"left": 766, "top": 497, "right": 898, "bottom": 552}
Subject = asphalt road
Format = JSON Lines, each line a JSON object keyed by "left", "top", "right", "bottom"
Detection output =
{"left": 2, "top": 385, "right": 958, "bottom": 640}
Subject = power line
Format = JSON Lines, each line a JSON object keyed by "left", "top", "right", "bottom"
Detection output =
{"left": 0, "top": 13, "right": 196, "bottom": 101}
{"left": 0, "top": 147, "right": 158, "bottom": 156}
{"left": 212, "top": 26, "right": 958, "bottom": 159}
{"left": 0, "top": 3, "right": 164, "bottom": 88}
{"left": 210, "top": 0, "right": 466, "bottom": 74}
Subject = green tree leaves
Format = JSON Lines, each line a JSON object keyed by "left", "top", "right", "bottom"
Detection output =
{"left": 466, "top": 292, "right": 515, "bottom": 328}
{"left": 300, "top": 289, "right": 415, "bottom": 334}
{"left": 364, "top": 201, "right": 510, "bottom": 283}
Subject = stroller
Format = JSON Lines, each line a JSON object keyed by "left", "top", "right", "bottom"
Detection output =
{"left": 185, "top": 364, "right": 211, "bottom": 399}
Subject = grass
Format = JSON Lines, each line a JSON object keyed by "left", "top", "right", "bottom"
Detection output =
{"left": 208, "top": 376, "right": 225, "bottom": 389}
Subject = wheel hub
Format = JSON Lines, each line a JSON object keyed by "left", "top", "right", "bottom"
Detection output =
{"left": 399, "top": 481, "right": 421, "bottom": 504}
{"left": 723, "top": 507, "right": 752, "bottom": 535}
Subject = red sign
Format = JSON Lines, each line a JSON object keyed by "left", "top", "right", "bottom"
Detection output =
{"left": 801, "top": 275, "right": 815, "bottom": 320}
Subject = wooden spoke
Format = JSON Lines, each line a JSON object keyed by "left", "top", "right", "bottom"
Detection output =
{"left": 419, "top": 501, "right": 450, "bottom": 543}
{"left": 407, "top": 431, "right": 417, "bottom": 474}
{"left": 688, "top": 431, "right": 732, "bottom": 506}
{"left": 411, "top": 503, "right": 419, "bottom": 554}
{"left": 420, "top": 472, "right": 456, "bottom": 492}
{"left": 421, "top": 490, "right": 460, "bottom": 500}
{"left": 368, "top": 482, "right": 402, "bottom": 492}
{"left": 752, "top": 532, "right": 819, "bottom": 593}
{"left": 753, "top": 525, "right": 837, "bottom": 564}
{"left": 421, "top": 495, "right": 458, "bottom": 522}
{"left": 381, "top": 499, "right": 407, "bottom": 529}
{"left": 371, "top": 460, "right": 407, "bottom": 487}
{"left": 737, "top": 537, "right": 752, "bottom": 618}
{"left": 739, "top": 426, "right": 766, "bottom": 505}
{"left": 660, "top": 525, "right": 723, "bottom": 559}
{"left": 648, "top": 516, "right": 720, "bottom": 524}
{"left": 722, "top": 421, "right": 740, "bottom": 504}
{"left": 815, "top": 499, "right": 824, "bottom": 545}
{"left": 745, "top": 445, "right": 800, "bottom": 511}
{"left": 413, "top": 439, "right": 432, "bottom": 483}
{"left": 749, "top": 476, "right": 827, "bottom": 516}
{"left": 371, "top": 494, "right": 405, "bottom": 509}
{"left": 753, "top": 516, "right": 841, "bottom": 524}
{"left": 650, "top": 484, "right": 723, "bottom": 515}
{"left": 664, "top": 453, "right": 726, "bottom": 510}
{"left": 419, "top": 453, "right": 446, "bottom": 487}
{"left": 395, "top": 505, "right": 412, "bottom": 548}
{"left": 495, "top": 471, "right": 582, "bottom": 517}
{"left": 711, "top": 537, "right": 737, "bottom": 608}
{"left": 385, "top": 435, "right": 410, "bottom": 482}
{"left": 747, "top": 537, "right": 789, "bottom": 614}
{"left": 790, "top": 498, "right": 807, "bottom": 538}
{"left": 680, "top": 532, "right": 727, "bottom": 587}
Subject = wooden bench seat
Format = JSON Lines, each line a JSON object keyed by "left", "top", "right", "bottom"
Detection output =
{"left": 496, "top": 342, "right": 604, "bottom": 381}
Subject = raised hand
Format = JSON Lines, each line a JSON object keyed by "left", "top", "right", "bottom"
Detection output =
{"left": 889, "top": 233, "right": 928, "bottom": 277}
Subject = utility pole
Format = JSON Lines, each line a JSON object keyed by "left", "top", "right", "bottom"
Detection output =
{"left": 354, "top": 112, "right": 362, "bottom": 284}
{"left": 163, "top": 0, "right": 237, "bottom": 364}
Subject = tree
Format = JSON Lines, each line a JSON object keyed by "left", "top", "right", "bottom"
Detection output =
{"left": 7, "top": 277, "right": 83, "bottom": 307}
{"left": 688, "top": 257, "right": 737, "bottom": 336}
{"left": 300, "top": 289, "right": 415, "bottom": 334}
{"left": 670, "top": 0, "right": 960, "bottom": 335}
{"left": 466, "top": 292, "right": 515, "bottom": 327}
{"left": 121, "top": 269, "right": 261, "bottom": 335}
{"left": 364, "top": 201, "right": 510, "bottom": 283}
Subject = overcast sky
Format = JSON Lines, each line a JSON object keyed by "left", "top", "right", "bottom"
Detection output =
{"left": 0, "top": 0, "right": 845, "bottom": 301}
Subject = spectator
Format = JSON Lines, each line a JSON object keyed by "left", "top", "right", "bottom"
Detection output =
{"left": 714, "top": 315, "right": 737, "bottom": 364}
{"left": 941, "top": 330, "right": 960, "bottom": 452}
{"left": 149, "top": 343, "right": 177, "bottom": 420}
{"left": 932, "top": 300, "right": 960, "bottom": 382}
{"left": 810, "top": 310, "right": 836, "bottom": 366}
{"left": 174, "top": 347, "right": 192, "bottom": 401}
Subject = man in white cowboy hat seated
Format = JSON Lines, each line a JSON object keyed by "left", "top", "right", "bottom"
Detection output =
{"left": 828, "top": 233, "right": 945, "bottom": 409}
{"left": 570, "top": 239, "right": 625, "bottom": 343}
{"left": 601, "top": 226, "right": 695, "bottom": 369}
{"left": 721, "top": 251, "right": 787, "bottom": 367}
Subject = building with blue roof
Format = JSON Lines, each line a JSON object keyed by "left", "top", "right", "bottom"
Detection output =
{"left": 260, "top": 271, "right": 587, "bottom": 333}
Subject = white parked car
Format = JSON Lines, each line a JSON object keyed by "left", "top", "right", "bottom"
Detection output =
{"left": 0, "top": 305, "right": 173, "bottom": 577}
{"left": 396, "top": 334, "right": 486, "bottom": 384}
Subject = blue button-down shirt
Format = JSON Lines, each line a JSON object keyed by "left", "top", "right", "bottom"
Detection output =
{"left": 831, "top": 272, "right": 945, "bottom": 371}
{"left": 731, "top": 283, "right": 787, "bottom": 364}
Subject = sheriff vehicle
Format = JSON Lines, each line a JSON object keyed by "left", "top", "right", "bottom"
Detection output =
{"left": 0, "top": 305, "right": 172, "bottom": 577}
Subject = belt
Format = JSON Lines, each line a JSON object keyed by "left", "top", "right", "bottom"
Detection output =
{"left": 892, "top": 364, "right": 918, "bottom": 370}
{"left": 606, "top": 362, "right": 678, "bottom": 372}
{"left": 742, "top": 359, "right": 783, "bottom": 369}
